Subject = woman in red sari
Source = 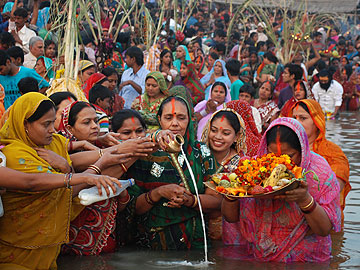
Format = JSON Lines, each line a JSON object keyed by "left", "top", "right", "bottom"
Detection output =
{"left": 280, "top": 80, "right": 309, "bottom": 117}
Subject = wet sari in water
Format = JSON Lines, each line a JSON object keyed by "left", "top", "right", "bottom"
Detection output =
{"left": 220, "top": 117, "right": 341, "bottom": 262}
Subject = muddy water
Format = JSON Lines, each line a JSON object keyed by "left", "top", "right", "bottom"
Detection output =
{"left": 58, "top": 112, "right": 360, "bottom": 270}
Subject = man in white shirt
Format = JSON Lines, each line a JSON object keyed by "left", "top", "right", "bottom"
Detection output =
{"left": 312, "top": 69, "right": 343, "bottom": 117}
{"left": 119, "top": 46, "right": 149, "bottom": 108}
{"left": 9, "top": 8, "right": 36, "bottom": 54}
{"left": 23, "top": 36, "right": 44, "bottom": 68}
{"left": 256, "top": 22, "right": 268, "bottom": 42}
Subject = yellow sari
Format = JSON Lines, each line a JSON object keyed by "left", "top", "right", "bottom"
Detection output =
{"left": 0, "top": 93, "right": 82, "bottom": 269}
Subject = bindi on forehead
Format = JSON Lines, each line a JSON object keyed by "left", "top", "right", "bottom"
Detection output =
{"left": 131, "top": 116, "right": 135, "bottom": 123}
{"left": 171, "top": 98, "right": 176, "bottom": 115}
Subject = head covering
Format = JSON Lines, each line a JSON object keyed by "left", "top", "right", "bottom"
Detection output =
{"left": 82, "top": 73, "right": 107, "bottom": 99}
{"left": 201, "top": 108, "right": 247, "bottom": 155}
{"left": 78, "top": 60, "right": 95, "bottom": 72}
{"left": 36, "top": 56, "right": 54, "bottom": 79}
{"left": 173, "top": 45, "right": 191, "bottom": 71}
{"left": 168, "top": 85, "right": 195, "bottom": 122}
{"left": 226, "top": 100, "right": 261, "bottom": 157}
{"left": 289, "top": 99, "right": 350, "bottom": 212}
{"left": 177, "top": 61, "right": 205, "bottom": 105}
{"left": 145, "top": 71, "right": 168, "bottom": 95}
{"left": 200, "top": 59, "right": 232, "bottom": 99}
{"left": 194, "top": 82, "right": 231, "bottom": 140}
{"left": 46, "top": 78, "right": 88, "bottom": 102}
{"left": 57, "top": 101, "right": 80, "bottom": 140}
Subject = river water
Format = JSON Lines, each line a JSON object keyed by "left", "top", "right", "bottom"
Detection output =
{"left": 58, "top": 112, "right": 360, "bottom": 270}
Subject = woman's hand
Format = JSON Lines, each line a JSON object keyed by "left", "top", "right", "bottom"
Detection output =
{"left": 206, "top": 99, "right": 218, "bottom": 113}
{"left": 111, "top": 137, "right": 155, "bottom": 157}
{"left": 96, "top": 148, "right": 132, "bottom": 169}
{"left": 35, "top": 148, "right": 72, "bottom": 173}
{"left": 154, "top": 184, "right": 188, "bottom": 208}
{"left": 155, "top": 130, "right": 175, "bottom": 151}
{"left": 275, "top": 181, "right": 311, "bottom": 206}
{"left": 70, "top": 140, "right": 99, "bottom": 152}
{"left": 80, "top": 173, "right": 120, "bottom": 197}
{"left": 97, "top": 132, "right": 122, "bottom": 147}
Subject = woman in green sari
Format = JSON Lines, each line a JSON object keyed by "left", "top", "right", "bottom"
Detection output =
{"left": 131, "top": 71, "right": 169, "bottom": 131}
{"left": 124, "top": 96, "right": 221, "bottom": 250}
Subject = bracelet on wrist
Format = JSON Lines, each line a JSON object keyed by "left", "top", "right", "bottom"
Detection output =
{"left": 191, "top": 194, "right": 198, "bottom": 208}
{"left": 119, "top": 191, "right": 131, "bottom": 205}
{"left": 300, "top": 196, "right": 314, "bottom": 210}
{"left": 88, "top": 164, "right": 102, "bottom": 175}
{"left": 301, "top": 201, "right": 317, "bottom": 214}
{"left": 120, "top": 163, "right": 128, "bottom": 173}
{"left": 224, "top": 195, "right": 237, "bottom": 202}
{"left": 144, "top": 190, "right": 155, "bottom": 205}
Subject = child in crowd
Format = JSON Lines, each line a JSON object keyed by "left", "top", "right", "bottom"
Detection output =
{"left": 89, "top": 84, "right": 112, "bottom": 135}
{"left": 17, "top": 77, "right": 39, "bottom": 95}
{"left": 238, "top": 84, "right": 262, "bottom": 133}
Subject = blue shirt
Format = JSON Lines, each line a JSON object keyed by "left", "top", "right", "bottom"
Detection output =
{"left": 119, "top": 65, "right": 149, "bottom": 109}
{"left": 0, "top": 66, "right": 50, "bottom": 109}
{"left": 277, "top": 85, "right": 293, "bottom": 109}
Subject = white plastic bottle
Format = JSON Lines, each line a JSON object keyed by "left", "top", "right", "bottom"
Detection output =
{"left": 78, "top": 178, "right": 135, "bottom": 206}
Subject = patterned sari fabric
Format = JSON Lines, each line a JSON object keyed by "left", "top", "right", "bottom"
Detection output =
{"left": 131, "top": 71, "right": 169, "bottom": 131}
{"left": 0, "top": 93, "right": 82, "bottom": 269}
{"left": 226, "top": 100, "right": 262, "bottom": 157}
{"left": 280, "top": 97, "right": 297, "bottom": 117}
{"left": 123, "top": 96, "right": 216, "bottom": 250}
{"left": 220, "top": 117, "right": 341, "bottom": 262}
{"left": 257, "top": 100, "right": 280, "bottom": 127}
{"left": 289, "top": 99, "right": 351, "bottom": 222}
{"left": 57, "top": 103, "right": 119, "bottom": 255}
{"left": 175, "top": 61, "right": 205, "bottom": 106}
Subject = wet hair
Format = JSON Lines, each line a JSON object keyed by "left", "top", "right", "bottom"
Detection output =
{"left": 125, "top": 46, "right": 144, "bottom": 66}
{"left": 239, "top": 84, "right": 256, "bottom": 98}
{"left": 266, "top": 125, "right": 301, "bottom": 153}
{"left": 68, "top": 102, "right": 95, "bottom": 127}
{"left": 6, "top": 46, "right": 24, "bottom": 64}
{"left": 211, "top": 81, "right": 227, "bottom": 95}
{"left": 157, "top": 96, "right": 189, "bottom": 118}
{"left": 211, "top": 111, "right": 241, "bottom": 135}
{"left": 89, "top": 85, "right": 113, "bottom": 104}
{"left": 48, "top": 92, "right": 77, "bottom": 111}
{"left": 26, "top": 100, "right": 55, "bottom": 123}
{"left": 14, "top": 8, "right": 28, "bottom": 18}
{"left": 18, "top": 77, "right": 39, "bottom": 95}
{"left": 101, "top": 67, "right": 118, "bottom": 78}
{"left": 225, "top": 59, "right": 240, "bottom": 76}
{"left": 0, "top": 50, "right": 10, "bottom": 66}
{"left": 111, "top": 109, "right": 147, "bottom": 133}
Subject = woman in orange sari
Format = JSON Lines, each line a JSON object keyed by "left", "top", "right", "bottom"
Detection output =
{"left": 290, "top": 99, "right": 351, "bottom": 224}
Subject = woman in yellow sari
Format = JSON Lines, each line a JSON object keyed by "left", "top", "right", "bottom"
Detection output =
{"left": 0, "top": 93, "right": 85, "bottom": 269}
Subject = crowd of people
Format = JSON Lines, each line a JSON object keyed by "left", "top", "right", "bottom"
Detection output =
{"left": 0, "top": 0, "right": 355, "bottom": 269}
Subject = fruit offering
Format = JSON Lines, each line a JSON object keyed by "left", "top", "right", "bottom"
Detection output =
{"left": 211, "top": 153, "right": 303, "bottom": 197}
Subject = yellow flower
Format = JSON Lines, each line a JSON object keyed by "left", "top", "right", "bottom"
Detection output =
{"left": 259, "top": 167, "right": 267, "bottom": 172}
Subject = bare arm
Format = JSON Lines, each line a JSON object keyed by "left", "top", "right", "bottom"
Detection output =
{"left": 30, "top": 0, "right": 39, "bottom": 26}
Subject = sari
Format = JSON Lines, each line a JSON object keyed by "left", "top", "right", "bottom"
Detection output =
{"left": 46, "top": 78, "right": 88, "bottom": 102}
{"left": 194, "top": 83, "right": 232, "bottom": 140}
{"left": 121, "top": 96, "right": 216, "bottom": 250}
{"left": 200, "top": 60, "right": 232, "bottom": 99}
{"left": 57, "top": 102, "right": 120, "bottom": 255}
{"left": 173, "top": 45, "right": 191, "bottom": 72}
{"left": 226, "top": 100, "right": 262, "bottom": 157}
{"left": 131, "top": 71, "right": 169, "bottom": 131}
{"left": 195, "top": 55, "right": 208, "bottom": 79}
{"left": 82, "top": 73, "right": 107, "bottom": 99}
{"left": 221, "top": 117, "right": 341, "bottom": 262}
{"left": 174, "top": 61, "right": 205, "bottom": 105}
{"left": 289, "top": 99, "right": 351, "bottom": 222}
{"left": 256, "top": 100, "right": 280, "bottom": 127}
{"left": 0, "top": 93, "right": 83, "bottom": 269}
{"left": 36, "top": 56, "right": 54, "bottom": 81}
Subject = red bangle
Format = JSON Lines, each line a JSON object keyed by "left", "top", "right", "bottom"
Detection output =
{"left": 301, "top": 201, "right": 317, "bottom": 214}
{"left": 119, "top": 191, "right": 130, "bottom": 205}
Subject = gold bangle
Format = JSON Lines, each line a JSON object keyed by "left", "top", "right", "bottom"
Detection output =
{"left": 88, "top": 165, "right": 102, "bottom": 175}
{"left": 224, "top": 195, "right": 237, "bottom": 202}
{"left": 119, "top": 192, "right": 130, "bottom": 205}
{"left": 63, "top": 173, "right": 67, "bottom": 188}
{"left": 120, "top": 163, "right": 128, "bottom": 173}
{"left": 191, "top": 194, "right": 198, "bottom": 208}
{"left": 98, "top": 149, "right": 104, "bottom": 158}
{"left": 300, "top": 196, "right": 314, "bottom": 210}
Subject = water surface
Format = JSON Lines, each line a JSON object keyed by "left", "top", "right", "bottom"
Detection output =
{"left": 58, "top": 112, "right": 360, "bottom": 270}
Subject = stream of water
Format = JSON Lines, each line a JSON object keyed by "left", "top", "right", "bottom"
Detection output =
{"left": 58, "top": 111, "right": 360, "bottom": 270}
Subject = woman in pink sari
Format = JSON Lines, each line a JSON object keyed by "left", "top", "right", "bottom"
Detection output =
{"left": 221, "top": 117, "right": 341, "bottom": 262}
{"left": 194, "top": 81, "right": 231, "bottom": 140}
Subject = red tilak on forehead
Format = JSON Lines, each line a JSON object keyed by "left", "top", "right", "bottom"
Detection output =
{"left": 67, "top": 97, "right": 72, "bottom": 102}
{"left": 131, "top": 116, "right": 135, "bottom": 123}
{"left": 171, "top": 98, "right": 176, "bottom": 115}
{"left": 276, "top": 131, "right": 281, "bottom": 155}
{"left": 220, "top": 115, "right": 225, "bottom": 122}
{"left": 295, "top": 104, "right": 300, "bottom": 111}
{"left": 296, "top": 82, "right": 301, "bottom": 93}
